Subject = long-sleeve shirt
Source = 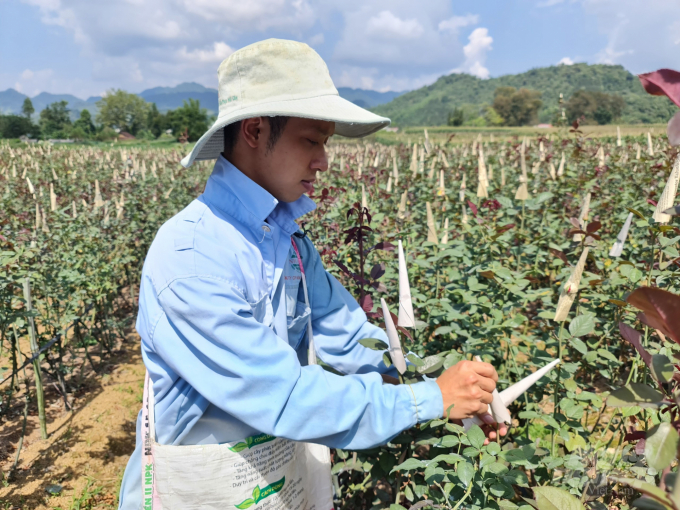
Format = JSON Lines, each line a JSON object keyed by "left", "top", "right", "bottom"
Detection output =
{"left": 118, "top": 155, "right": 443, "bottom": 509}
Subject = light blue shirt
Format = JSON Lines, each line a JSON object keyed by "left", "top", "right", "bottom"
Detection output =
{"left": 118, "top": 155, "right": 443, "bottom": 509}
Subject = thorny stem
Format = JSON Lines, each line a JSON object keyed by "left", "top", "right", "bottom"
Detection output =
{"left": 551, "top": 321, "right": 565, "bottom": 456}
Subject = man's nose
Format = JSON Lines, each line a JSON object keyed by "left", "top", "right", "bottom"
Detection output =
{"left": 312, "top": 149, "right": 329, "bottom": 173}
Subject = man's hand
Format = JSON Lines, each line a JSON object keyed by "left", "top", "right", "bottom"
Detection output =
{"left": 436, "top": 360, "right": 498, "bottom": 422}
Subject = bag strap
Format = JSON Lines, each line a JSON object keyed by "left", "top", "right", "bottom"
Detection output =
{"left": 290, "top": 238, "right": 317, "bottom": 366}
{"left": 141, "top": 371, "right": 156, "bottom": 507}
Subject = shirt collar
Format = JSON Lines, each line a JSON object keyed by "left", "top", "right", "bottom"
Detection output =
{"left": 201, "top": 155, "right": 316, "bottom": 235}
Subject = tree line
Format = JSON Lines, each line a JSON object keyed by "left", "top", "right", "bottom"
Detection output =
{"left": 0, "top": 89, "right": 211, "bottom": 142}
{"left": 447, "top": 87, "right": 626, "bottom": 127}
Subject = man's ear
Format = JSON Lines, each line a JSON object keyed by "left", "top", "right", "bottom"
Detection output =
{"left": 240, "top": 117, "right": 267, "bottom": 149}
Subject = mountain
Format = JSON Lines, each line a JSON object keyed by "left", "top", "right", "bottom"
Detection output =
{"left": 336, "top": 87, "right": 404, "bottom": 108}
{"left": 139, "top": 82, "right": 219, "bottom": 114}
{"left": 0, "top": 82, "right": 406, "bottom": 121}
{"left": 372, "top": 63, "right": 676, "bottom": 126}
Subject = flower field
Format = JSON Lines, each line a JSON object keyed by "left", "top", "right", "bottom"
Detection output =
{"left": 1, "top": 126, "right": 679, "bottom": 510}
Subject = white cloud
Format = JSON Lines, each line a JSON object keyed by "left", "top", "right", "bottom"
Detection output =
{"left": 308, "top": 33, "right": 324, "bottom": 46}
{"left": 579, "top": 0, "right": 680, "bottom": 72}
{"left": 558, "top": 57, "right": 574, "bottom": 65}
{"left": 177, "top": 42, "right": 235, "bottom": 64}
{"left": 451, "top": 27, "right": 493, "bottom": 79}
{"left": 366, "top": 10, "right": 424, "bottom": 40}
{"left": 438, "top": 14, "right": 478, "bottom": 32}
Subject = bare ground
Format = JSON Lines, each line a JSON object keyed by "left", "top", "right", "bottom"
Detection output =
{"left": 0, "top": 336, "right": 144, "bottom": 510}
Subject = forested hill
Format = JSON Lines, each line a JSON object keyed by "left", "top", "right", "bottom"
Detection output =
{"left": 371, "top": 63, "right": 676, "bottom": 126}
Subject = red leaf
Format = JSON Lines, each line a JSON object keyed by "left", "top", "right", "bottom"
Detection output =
{"left": 359, "top": 294, "right": 373, "bottom": 312}
{"left": 373, "top": 241, "right": 395, "bottom": 252}
{"left": 619, "top": 322, "right": 653, "bottom": 367}
{"left": 549, "top": 248, "right": 570, "bottom": 265}
{"left": 639, "top": 69, "right": 680, "bottom": 108}
{"left": 624, "top": 431, "right": 646, "bottom": 442}
{"left": 635, "top": 438, "right": 646, "bottom": 455}
{"left": 647, "top": 198, "right": 658, "bottom": 207}
{"left": 467, "top": 200, "right": 478, "bottom": 217}
{"left": 627, "top": 287, "right": 680, "bottom": 345}
{"left": 586, "top": 221, "right": 602, "bottom": 234}
{"left": 636, "top": 312, "right": 674, "bottom": 341}
{"left": 495, "top": 223, "right": 515, "bottom": 235}
{"left": 569, "top": 217, "right": 581, "bottom": 229}
{"left": 370, "top": 263, "right": 385, "bottom": 280}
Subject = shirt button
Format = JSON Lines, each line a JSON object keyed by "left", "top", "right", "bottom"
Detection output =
{"left": 262, "top": 225, "right": 271, "bottom": 233}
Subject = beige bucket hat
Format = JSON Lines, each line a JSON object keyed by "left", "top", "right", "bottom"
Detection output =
{"left": 181, "top": 38, "right": 391, "bottom": 167}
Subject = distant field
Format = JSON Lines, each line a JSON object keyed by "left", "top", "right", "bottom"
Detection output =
{"left": 361, "top": 123, "right": 669, "bottom": 145}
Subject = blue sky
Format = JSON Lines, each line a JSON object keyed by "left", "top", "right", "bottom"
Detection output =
{"left": 1, "top": 0, "right": 679, "bottom": 99}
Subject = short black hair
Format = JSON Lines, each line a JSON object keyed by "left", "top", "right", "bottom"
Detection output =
{"left": 222, "top": 116, "right": 290, "bottom": 158}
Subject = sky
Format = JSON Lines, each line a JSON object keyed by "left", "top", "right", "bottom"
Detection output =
{"left": 1, "top": 0, "right": 679, "bottom": 99}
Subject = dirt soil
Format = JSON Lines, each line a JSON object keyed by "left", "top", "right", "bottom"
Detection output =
{"left": 0, "top": 336, "right": 144, "bottom": 510}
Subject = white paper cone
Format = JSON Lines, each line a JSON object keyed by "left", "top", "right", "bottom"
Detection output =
{"left": 499, "top": 359, "right": 561, "bottom": 406}
{"left": 397, "top": 240, "right": 415, "bottom": 328}
{"left": 426, "top": 202, "right": 438, "bottom": 243}
{"left": 554, "top": 248, "right": 589, "bottom": 321}
{"left": 652, "top": 155, "right": 680, "bottom": 224}
{"left": 381, "top": 298, "right": 407, "bottom": 375}
{"left": 573, "top": 193, "right": 591, "bottom": 242}
{"left": 609, "top": 212, "right": 634, "bottom": 257}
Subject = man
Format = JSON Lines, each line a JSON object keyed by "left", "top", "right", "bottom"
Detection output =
{"left": 118, "top": 38, "right": 505, "bottom": 509}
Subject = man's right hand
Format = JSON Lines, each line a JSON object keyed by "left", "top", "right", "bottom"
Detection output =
{"left": 436, "top": 360, "right": 498, "bottom": 422}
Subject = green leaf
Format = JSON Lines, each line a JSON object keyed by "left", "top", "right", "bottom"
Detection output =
{"left": 359, "top": 338, "right": 389, "bottom": 350}
{"left": 486, "top": 442, "right": 501, "bottom": 456}
{"left": 235, "top": 498, "right": 255, "bottom": 509}
{"left": 644, "top": 422, "right": 679, "bottom": 471}
{"left": 627, "top": 207, "right": 646, "bottom": 220}
{"left": 416, "top": 354, "right": 444, "bottom": 374}
{"left": 569, "top": 337, "right": 588, "bottom": 355}
{"left": 632, "top": 496, "right": 673, "bottom": 510}
{"left": 229, "top": 442, "right": 248, "bottom": 453}
{"left": 252, "top": 485, "right": 261, "bottom": 502}
{"left": 389, "top": 505, "right": 408, "bottom": 510}
{"left": 390, "top": 458, "right": 426, "bottom": 473}
{"left": 607, "top": 384, "right": 665, "bottom": 408}
{"left": 610, "top": 477, "right": 673, "bottom": 506}
{"left": 569, "top": 315, "right": 595, "bottom": 337}
{"left": 456, "top": 461, "right": 474, "bottom": 487}
{"left": 406, "top": 353, "right": 424, "bottom": 366}
{"left": 533, "top": 486, "right": 585, "bottom": 510}
{"left": 466, "top": 424, "right": 486, "bottom": 450}
{"left": 651, "top": 354, "right": 675, "bottom": 384}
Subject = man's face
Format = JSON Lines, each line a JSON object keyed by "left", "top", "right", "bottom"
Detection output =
{"left": 253, "top": 117, "right": 334, "bottom": 203}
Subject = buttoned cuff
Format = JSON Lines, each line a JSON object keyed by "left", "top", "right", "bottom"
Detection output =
{"left": 404, "top": 379, "right": 443, "bottom": 424}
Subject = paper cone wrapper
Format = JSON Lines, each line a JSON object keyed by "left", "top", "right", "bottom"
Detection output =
{"left": 648, "top": 132, "right": 654, "bottom": 156}
{"left": 397, "top": 240, "right": 415, "bottom": 328}
{"left": 381, "top": 298, "right": 406, "bottom": 374}
{"left": 653, "top": 154, "right": 680, "bottom": 223}
{"left": 398, "top": 191, "right": 407, "bottom": 219}
{"left": 515, "top": 183, "right": 528, "bottom": 201}
{"left": 609, "top": 212, "right": 634, "bottom": 257}
{"left": 386, "top": 176, "right": 392, "bottom": 193}
{"left": 554, "top": 248, "right": 589, "bottom": 321}
{"left": 617, "top": 126, "right": 622, "bottom": 147}
{"left": 477, "top": 181, "right": 488, "bottom": 198}
{"left": 499, "top": 359, "right": 561, "bottom": 406}
{"left": 361, "top": 184, "right": 368, "bottom": 210}
{"left": 426, "top": 202, "right": 438, "bottom": 243}
{"left": 573, "top": 192, "right": 591, "bottom": 242}
{"left": 440, "top": 218, "right": 449, "bottom": 244}
{"left": 549, "top": 163, "right": 556, "bottom": 180}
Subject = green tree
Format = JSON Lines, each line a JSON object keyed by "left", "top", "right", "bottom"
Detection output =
{"left": 39, "top": 101, "right": 72, "bottom": 138}
{"left": 0, "top": 114, "right": 40, "bottom": 138}
{"left": 96, "top": 89, "right": 150, "bottom": 135}
{"left": 447, "top": 108, "right": 464, "bottom": 126}
{"left": 165, "top": 99, "right": 209, "bottom": 142}
{"left": 147, "top": 103, "right": 167, "bottom": 138}
{"left": 21, "top": 97, "right": 35, "bottom": 119}
{"left": 565, "top": 90, "right": 625, "bottom": 125}
{"left": 492, "top": 86, "right": 543, "bottom": 126}
{"left": 73, "top": 109, "right": 95, "bottom": 136}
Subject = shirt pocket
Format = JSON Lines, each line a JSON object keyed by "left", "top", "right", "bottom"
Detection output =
{"left": 249, "top": 293, "right": 274, "bottom": 328}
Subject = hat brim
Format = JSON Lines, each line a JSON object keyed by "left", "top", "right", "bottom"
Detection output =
{"left": 180, "top": 94, "right": 390, "bottom": 168}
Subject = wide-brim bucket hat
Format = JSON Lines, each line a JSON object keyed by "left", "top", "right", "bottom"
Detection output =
{"left": 181, "top": 38, "right": 391, "bottom": 167}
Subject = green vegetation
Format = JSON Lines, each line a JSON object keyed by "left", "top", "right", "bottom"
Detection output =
{"left": 492, "top": 87, "right": 543, "bottom": 126}
{"left": 3, "top": 127, "right": 680, "bottom": 508}
{"left": 0, "top": 90, "right": 211, "bottom": 142}
{"left": 373, "top": 63, "right": 676, "bottom": 126}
